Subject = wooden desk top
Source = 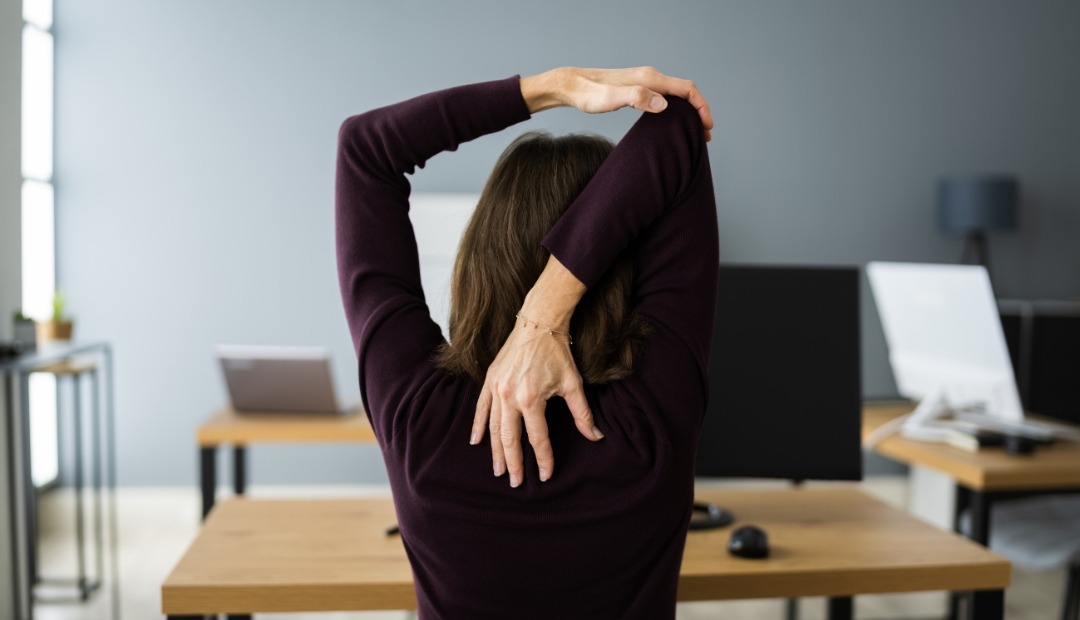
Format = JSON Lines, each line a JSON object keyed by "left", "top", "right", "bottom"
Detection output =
{"left": 196, "top": 407, "right": 376, "bottom": 446}
{"left": 31, "top": 358, "right": 98, "bottom": 376}
{"left": 161, "top": 487, "right": 1009, "bottom": 615}
{"left": 863, "top": 403, "right": 1080, "bottom": 492}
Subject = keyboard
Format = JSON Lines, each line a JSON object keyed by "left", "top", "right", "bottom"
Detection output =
{"left": 953, "top": 411, "right": 1080, "bottom": 442}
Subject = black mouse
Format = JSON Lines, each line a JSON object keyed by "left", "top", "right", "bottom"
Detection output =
{"left": 728, "top": 525, "right": 769, "bottom": 559}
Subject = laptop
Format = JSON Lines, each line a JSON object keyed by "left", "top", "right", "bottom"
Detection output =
{"left": 216, "top": 345, "right": 357, "bottom": 414}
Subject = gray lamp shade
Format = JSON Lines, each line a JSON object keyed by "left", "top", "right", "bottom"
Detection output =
{"left": 937, "top": 175, "right": 1019, "bottom": 233}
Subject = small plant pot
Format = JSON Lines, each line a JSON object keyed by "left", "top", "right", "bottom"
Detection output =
{"left": 36, "top": 320, "right": 74, "bottom": 343}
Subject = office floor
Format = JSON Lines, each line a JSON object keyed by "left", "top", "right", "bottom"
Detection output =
{"left": 31, "top": 477, "right": 1064, "bottom": 620}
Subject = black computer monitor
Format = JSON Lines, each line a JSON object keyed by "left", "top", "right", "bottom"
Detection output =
{"left": 1000, "top": 300, "right": 1080, "bottom": 426}
{"left": 695, "top": 265, "right": 863, "bottom": 481}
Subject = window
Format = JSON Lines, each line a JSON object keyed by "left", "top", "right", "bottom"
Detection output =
{"left": 22, "top": 0, "right": 58, "bottom": 488}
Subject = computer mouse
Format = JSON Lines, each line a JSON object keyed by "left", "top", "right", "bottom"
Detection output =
{"left": 1004, "top": 435, "right": 1037, "bottom": 455}
{"left": 728, "top": 525, "right": 769, "bottom": 559}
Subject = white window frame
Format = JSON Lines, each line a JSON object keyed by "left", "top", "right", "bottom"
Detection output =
{"left": 22, "top": 0, "right": 59, "bottom": 490}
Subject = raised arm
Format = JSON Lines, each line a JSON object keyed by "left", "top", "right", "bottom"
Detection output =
{"left": 474, "top": 68, "right": 715, "bottom": 487}
{"left": 335, "top": 77, "right": 531, "bottom": 439}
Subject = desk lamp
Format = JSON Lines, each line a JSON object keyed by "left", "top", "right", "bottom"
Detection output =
{"left": 937, "top": 175, "right": 1019, "bottom": 272}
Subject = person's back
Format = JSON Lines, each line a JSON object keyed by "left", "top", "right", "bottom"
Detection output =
{"left": 335, "top": 67, "right": 718, "bottom": 619}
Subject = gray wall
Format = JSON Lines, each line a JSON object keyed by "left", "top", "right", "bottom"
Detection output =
{"left": 0, "top": 0, "right": 19, "bottom": 334}
{"left": 55, "top": 0, "right": 1080, "bottom": 486}
{"left": 1, "top": 0, "right": 21, "bottom": 611}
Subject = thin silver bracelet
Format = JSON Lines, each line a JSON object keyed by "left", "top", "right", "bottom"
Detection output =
{"left": 515, "top": 312, "right": 573, "bottom": 346}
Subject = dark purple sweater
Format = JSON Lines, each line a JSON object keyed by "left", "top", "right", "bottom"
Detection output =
{"left": 335, "top": 76, "right": 718, "bottom": 619}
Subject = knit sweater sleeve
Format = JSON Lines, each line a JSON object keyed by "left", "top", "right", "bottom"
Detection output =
{"left": 335, "top": 77, "right": 530, "bottom": 437}
{"left": 542, "top": 96, "right": 718, "bottom": 385}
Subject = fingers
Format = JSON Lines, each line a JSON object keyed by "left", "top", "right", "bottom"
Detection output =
{"left": 489, "top": 391, "right": 506, "bottom": 478}
{"left": 620, "top": 84, "right": 668, "bottom": 114}
{"left": 471, "top": 387, "right": 492, "bottom": 445}
{"left": 563, "top": 382, "right": 604, "bottom": 442}
{"left": 499, "top": 401, "right": 525, "bottom": 488}
{"left": 522, "top": 406, "right": 554, "bottom": 482}
{"left": 609, "top": 66, "right": 712, "bottom": 139}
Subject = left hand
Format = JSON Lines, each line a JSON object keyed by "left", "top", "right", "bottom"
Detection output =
{"left": 520, "top": 66, "right": 714, "bottom": 141}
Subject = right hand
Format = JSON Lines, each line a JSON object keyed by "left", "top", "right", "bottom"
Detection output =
{"left": 469, "top": 256, "right": 597, "bottom": 488}
{"left": 472, "top": 318, "right": 600, "bottom": 488}
{"left": 521, "top": 66, "right": 714, "bottom": 141}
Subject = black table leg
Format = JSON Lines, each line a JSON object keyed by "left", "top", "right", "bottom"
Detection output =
{"left": 19, "top": 371, "right": 36, "bottom": 620}
{"left": 233, "top": 445, "right": 246, "bottom": 496}
{"left": 72, "top": 374, "right": 89, "bottom": 599}
{"left": 950, "top": 488, "right": 997, "bottom": 620}
{"left": 785, "top": 598, "right": 799, "bottom": 620}
{"left": 968, "top": 490, "right": 992, "bottom": 546}
{"left": 1064, "top": 565, "right": 1080, "bottom": 620}
{"left": 6, "top": 373, "right": 27, "bottom": 620}
{"left": 200, "top": 446, "right": 217, "bottom": 520}
{"left": 827, "top": 596, "right": 854, "bottom": 620}
{"left": 948, "top": 485, "right": 973, "bottom": 620}
{"left": 970, "top": 588, "right": 1004, "bottom": 620}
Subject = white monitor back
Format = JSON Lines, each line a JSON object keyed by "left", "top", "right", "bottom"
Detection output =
{"left": 410, "top": 193, "right": 481, "bottom": 338}
{"left": 866, "top": 262, "right": 1023, "bottom": 421}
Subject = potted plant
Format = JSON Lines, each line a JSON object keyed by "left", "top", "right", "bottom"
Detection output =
{"left": 12, "top": 310, "right": 37, "bottom": 348}
{"left": 36, "top": 291, "right": 74, "bottom": 342}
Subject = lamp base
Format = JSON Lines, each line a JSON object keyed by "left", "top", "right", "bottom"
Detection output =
{"left": 961, "top": 231, "right": 989, "bottom": 269}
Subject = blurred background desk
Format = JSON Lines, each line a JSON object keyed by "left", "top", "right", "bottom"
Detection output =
{"left": 1, "top": 341, "right": 119, "bottom": 620}
{"left": 863, "top": 401, "right": 1080, "bottom": 544}
{"left": 196, "top": 406, "right": 375, "bottom": 519}
{"left": 863, "top": 401, "right": 1080, "bottom": 619}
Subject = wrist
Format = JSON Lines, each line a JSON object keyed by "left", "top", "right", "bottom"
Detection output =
{"left": 520, "top": 68, "right": 566, "bottom": 114}
{"left": 518, "top": 255, "right": 586, "bottom": 331}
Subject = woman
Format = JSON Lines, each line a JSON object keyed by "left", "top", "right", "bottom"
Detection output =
{"left": 336, "top": 67, "right": 718, "bottom": 619}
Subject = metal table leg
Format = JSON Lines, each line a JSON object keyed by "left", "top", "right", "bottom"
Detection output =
{"left": 948, "top": 485, "right": 973, "bottom": 620}
{"left": 201, "top": 446, "right": 217, "bottom": 520}
{"left": 970, "top": 588, "right": 1004, "bottom": 620}
{"left": 968, "top": 490, "right": 992, "bottom": 546}
{"left": 1064, "top": 565, "right": 1079, "bottom": 620}
{"left": 961, "top": 489, "right": 995, "bottom": 620}
{"left": 90, "top": 369, "right": 105, "bottom": 595}
{"left": 785, "top": 598, "right": 799, "bottom": 620}
{"left": 72, "top": 373, "right": 89, "bottom": 599}
{"left": 19, "top": 371, "right": 36, "bottom": 620}
{"left": 6, "top": 373, "right": 28, "bottom": 620}
{"left": 827, "top": 596, "right": 854, "bottom": 620}
{"left": 103, "top": 346, "right": 121, "bottom": 620}
{"left": 233, "top": 445, "right": 246, "bottom": 496}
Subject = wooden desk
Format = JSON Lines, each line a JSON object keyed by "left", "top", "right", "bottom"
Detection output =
{"left": 864, "top": 403, "right": 1080, "bottom": 492}
{"left": 162, "top": 487, "right": 1010, "bottom": 620}
{"left": 196, "top": 407, "right": 376, "bottom": 518}
{"left": 863, "top": 403, "right": 1080, "bottom": 545}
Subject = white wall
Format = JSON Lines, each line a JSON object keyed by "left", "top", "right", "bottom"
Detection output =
{"left": 54, "top": 0, "right": 1080, "bottom": 486}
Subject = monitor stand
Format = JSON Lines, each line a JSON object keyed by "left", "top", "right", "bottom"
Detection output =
{"left": 688, "top": 501, "right": 735, "bottom": 530}
{"left": 895, "top": 389, "right": 1074, "bottom": 443}
{"left": 899, "top": 388, "right": 954, "bottom": 442}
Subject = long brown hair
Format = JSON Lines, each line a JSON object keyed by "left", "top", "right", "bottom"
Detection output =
{"left": 434, "top": 131, "right": 648, "bottom": 384}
